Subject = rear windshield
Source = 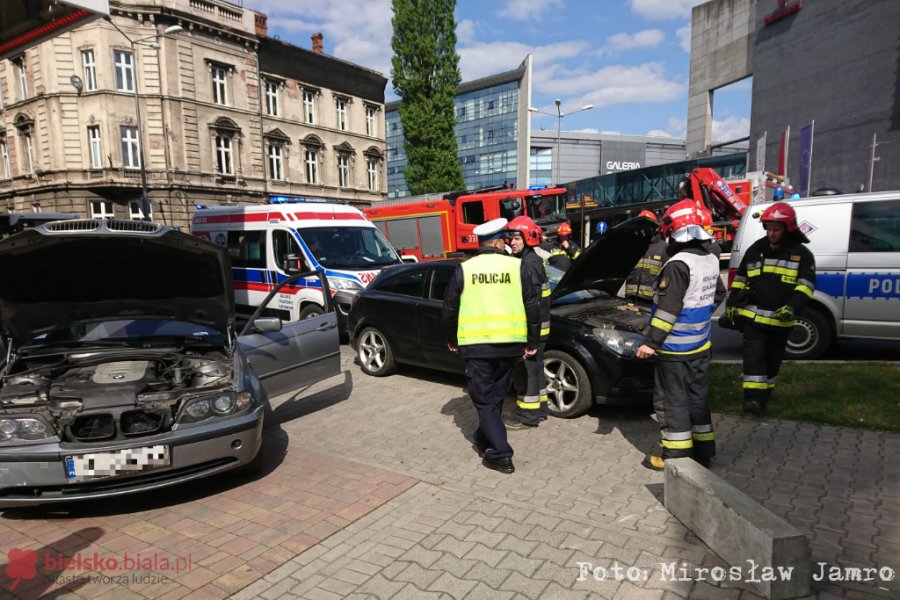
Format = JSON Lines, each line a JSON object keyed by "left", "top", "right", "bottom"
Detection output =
{"left": 298, "top": 226, "right": 400, "bottom": 269}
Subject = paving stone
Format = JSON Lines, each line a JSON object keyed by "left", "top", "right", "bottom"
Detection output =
{"left": 499, "top": 572, "right": 549, "bottom": 598}
{"left": 463, "top": 543, "right": 509, "bottom": 568}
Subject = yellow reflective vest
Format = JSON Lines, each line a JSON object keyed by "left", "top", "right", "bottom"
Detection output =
{"left": 458, "top": 253, "right": 527, "bottom": 345}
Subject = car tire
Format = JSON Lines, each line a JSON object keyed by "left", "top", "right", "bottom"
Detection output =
{"left": 786, "top": 307, "right": 833, "bottom": 360}
{"left": 298, "top": 304, "right": 325, "bottom": 320}
{"left": 357, "top": 326, "right": 397, "bottom": 376}
{"left": 543, "top": 350, "right": 593, "bottom": 418}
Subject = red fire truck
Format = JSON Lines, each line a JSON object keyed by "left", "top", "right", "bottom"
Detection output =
{"left": 364, "top": 186, "right": 569, "bottom": 261}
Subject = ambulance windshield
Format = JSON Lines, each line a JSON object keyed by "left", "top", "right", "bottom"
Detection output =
{"left": 298, "top": 226, "right": 400, "bottom": 269}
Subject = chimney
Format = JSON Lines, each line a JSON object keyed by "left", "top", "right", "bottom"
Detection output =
{"left": 255, "top": 14, "right": 268, "bottom": 37}
{"left": 311, "top": 32, "right": 323, "bottom": 54}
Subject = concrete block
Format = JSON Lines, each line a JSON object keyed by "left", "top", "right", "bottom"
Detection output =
{"left": 664, "top": 458, "right": 811, "bottom": 599}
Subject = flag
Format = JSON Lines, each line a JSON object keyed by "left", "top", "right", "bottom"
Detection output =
{"left": 755, "top": 132, "right": 767, "bottom": 172}
{"left": 777, "top": 126, "right": 790, "bottom": 177}
{"left": 799, "top": 121, "right": 814, "bottom": 197}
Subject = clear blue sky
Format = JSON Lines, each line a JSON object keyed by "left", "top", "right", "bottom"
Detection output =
{"left": 245, "top": 0, "right": 751, "bottom": 142}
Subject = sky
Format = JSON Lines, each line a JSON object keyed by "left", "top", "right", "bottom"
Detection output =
{"left": 243, "top": 0, "right": 752, "bottom": 143}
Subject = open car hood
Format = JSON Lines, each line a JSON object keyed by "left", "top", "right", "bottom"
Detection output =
{"left": 551, "top": 216, "right": 658, "bottom": 300}
{"left": 0, "top": 220, "right": 234, "bottom": 347}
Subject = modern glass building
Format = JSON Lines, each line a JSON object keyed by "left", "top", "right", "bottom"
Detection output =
{"left": 385, "top": 56, "right": 532, "bottom": 198}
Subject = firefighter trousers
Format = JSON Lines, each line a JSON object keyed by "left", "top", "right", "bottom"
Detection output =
{"left": 742, "top": 325, "right": 791, "bottom": 409}
{"left": 652, "top": 356, "right": 715, "bottom": 461}
{"left": 514, "top": 343, "right": 548, "bottom": 424}
{"left": 466, "top": 357, "right": 515, "bottom": 461}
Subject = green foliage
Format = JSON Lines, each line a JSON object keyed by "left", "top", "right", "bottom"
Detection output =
{"left": 390, "top": 0, "right": 465, "bottom": 195}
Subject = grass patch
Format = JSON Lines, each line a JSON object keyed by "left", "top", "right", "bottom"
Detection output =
{"left": 708, "top": 362, "right": 900, "bottom": 433}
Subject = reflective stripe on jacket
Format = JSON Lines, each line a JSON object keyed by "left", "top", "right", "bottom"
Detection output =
{"left": 458, "top": 253, "right": 527, "bottom": 345}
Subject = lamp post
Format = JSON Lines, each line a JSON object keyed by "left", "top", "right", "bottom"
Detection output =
{"left": 107, "top": 20, "right": 182, "bottom": 220}
{"left": 528, "top": 99, "right": 593, "bottom": 243}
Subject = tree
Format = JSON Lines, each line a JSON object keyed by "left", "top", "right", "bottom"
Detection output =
{"left": 391, "top": 0, "right": 464, "bottom": 195}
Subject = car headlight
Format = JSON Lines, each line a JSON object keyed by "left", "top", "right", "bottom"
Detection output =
{"left": 178, "top": 392, "right": 252, "bottom": 424}
{"left": 0, "top": 417, "right": 50, "bottom": 441}
{"left": 592, "top": 328, "right": 646, "bottom": 358}
{"left": 327, "top": 277, "right": 364, "bottom": 291}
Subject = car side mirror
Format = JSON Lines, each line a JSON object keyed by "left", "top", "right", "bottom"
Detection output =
{"left": 253, "top": 317, "right": 283, "bottom": 333}
{"left": 285, "top": 253, "right": 303, "bottom": 274}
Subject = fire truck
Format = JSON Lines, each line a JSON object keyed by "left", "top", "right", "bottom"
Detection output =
{"left": 364, "top": 186, "right": 569, "bottom": 261}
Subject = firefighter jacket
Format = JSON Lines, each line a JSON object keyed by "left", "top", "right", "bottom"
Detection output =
{"left": 518, "top": 247, "right": 551, "bottom": 341}
{"left": 727, "top": 236, "right": 816, "bottom": 329}
{"left": 541, "top": 240, "right": 581, "bottom": 271}
{"left": 644, "top": 244, "right": 725, "bottom": 361}
{"left": 625, "top": 234, "right": 667, "bottom": 300}
{"left": 442, "top": 248, "right": 541, "bottom": 359}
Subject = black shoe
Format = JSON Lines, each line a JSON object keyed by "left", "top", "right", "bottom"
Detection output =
{"left": 743, "top": 400, "right": 762, "bottom": 415}
{"left": 694, "top": 456, "right": 712, "bottom": 468}
{"left": 504, "top": 418, "right": 538, "bottom": 431}
{"left": 482, "top": 457, "right": 515, "bottom": 474}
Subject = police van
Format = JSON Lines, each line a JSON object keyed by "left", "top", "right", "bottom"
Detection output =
{"left": 191, "top": 198, "right": 402, "bottom": 335}
{"left": 728, "top": 192, "right": 900, "bottom": 359}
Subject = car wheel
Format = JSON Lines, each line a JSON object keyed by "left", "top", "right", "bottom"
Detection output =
{"left": 357, "top": 327, "right": 397, "bottom": 376}
{"left": 786, "top": 307, "right": 833, "bottom": 360}
{"left": 298, "top": 304, "right": 324, "bottom": 320}
{"left": 543, "top": 350, "right": 593, "bottom": 418}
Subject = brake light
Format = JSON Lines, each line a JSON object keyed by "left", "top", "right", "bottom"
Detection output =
{"left": 727, "top": 268, "right": 737, "bottom": 289}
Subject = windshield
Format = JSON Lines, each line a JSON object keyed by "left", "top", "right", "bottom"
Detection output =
{"left": 499, "top": 198, "right": 525, "bottom": 221}
{"left": 547, "top": 265, "right": 605, "bottom": 305}
{"left": 26, "top": 319, "right": 227, "bottom": 348}
{"left": 527, "top": 193, "right": 567, "bottom": 223}
{"left": 298, "top": 226, "right": 400, "bottom": 269}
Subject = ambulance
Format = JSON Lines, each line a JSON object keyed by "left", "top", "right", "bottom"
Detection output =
{"left": 191, "top": 197, "right": 402, "bottom": 336}
{"left": 727, "top": 191, "right": 900, "bottom": 359}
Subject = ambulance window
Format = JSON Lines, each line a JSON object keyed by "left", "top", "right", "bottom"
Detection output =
{"left": 227, "top": 231, "right": 267, "bottom": 268}
{"left": 461, "top": 201, "right": 485, "bottom": 224}
{"left": 272, "top": 230, "right": 307, "bottom": 272}
{"left": 376, "top": 269, "right": 425, "bottom": 298}
{"left": 850, "top": 200, "right": 900, "bottom": 252}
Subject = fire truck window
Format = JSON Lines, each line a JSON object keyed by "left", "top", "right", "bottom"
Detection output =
{"left": 386, "top": 218, "right": 419, "bottom": 251}
{"left": 499, "top": 198, "right": 523, "bottom": 221}
{"left": 850, "top": 200, "right": 900, "bottom": 252}
{"left": 376, "top": 269, "right": 425, "bottom": 298}
{"left": 228, "top": 231, "right": 267, "bottom": 269}
{"left": 428, "top": 266, "right": 454, "bottom": 300}
{"left": 419, "top": 215, "right": 444, "bottom": 258}
{"left": 272, "top": 230, "right": 306, "bottom": 272}
{"left": 462, "top": 202, "right": 485, "bottom": 224}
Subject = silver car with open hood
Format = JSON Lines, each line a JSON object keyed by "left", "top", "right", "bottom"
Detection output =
{"left": 0, "top": 219, "right": 339, "bottom": 506}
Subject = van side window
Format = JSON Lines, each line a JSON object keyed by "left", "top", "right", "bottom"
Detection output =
{"left": 849, "top": 200, "right": 900, "bottom": 252}
{"left": 227, "top": 231, "right": 267, "bottom": 268}
{"left": 461, "top": 201, "right": 485, "bottom": 224}
{"left": 272, "top": 229, "right": 307, "bottom": 272}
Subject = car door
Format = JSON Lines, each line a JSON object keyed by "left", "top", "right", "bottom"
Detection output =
{"left": 419, "top": 264, "right": 465, "bottom": 372}
{"left": 367, "top": 267, "right": 427, "bottom": 362}
{"left": 237, "top": 270, "right": 340, "bottom": 399}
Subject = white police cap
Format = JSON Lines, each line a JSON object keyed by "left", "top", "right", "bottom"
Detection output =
{"left": 473, "top": 218, "right": 508, "bottom": 240}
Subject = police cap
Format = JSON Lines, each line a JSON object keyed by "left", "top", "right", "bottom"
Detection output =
{"left": 473, "top": 218, "right": 509, "bottom": 241}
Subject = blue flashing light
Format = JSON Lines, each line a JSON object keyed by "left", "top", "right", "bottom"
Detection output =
{"left": 194, "top": 203, "right": 208, "bottom": 210}
{"left": 268, "top": 195, "right": 331, "bottom": 204}
{"left": 528, "top": 184, "right": 548, "bottom": 190}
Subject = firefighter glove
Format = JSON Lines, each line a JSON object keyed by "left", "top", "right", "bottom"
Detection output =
{"left": 774, "top": 305, "right": 794, "bottom": 321}
{"left": 726, "top": 306, "right": 738, "bottom": 321}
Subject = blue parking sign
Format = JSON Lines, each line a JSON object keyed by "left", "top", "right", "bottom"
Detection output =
{"left": 596, "top": 221, "right": 608, "bottom": 234}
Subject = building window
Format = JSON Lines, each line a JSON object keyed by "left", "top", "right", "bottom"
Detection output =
{"left": 82, "top": 49, "right": 97, "bottom": 91}
{"left": 0, "top": 79, "right": 4, "bottom": 109}
{"left": 336, "top": 98, "right": 347, "bottom": 131}
{"left": 267, "top": 142, "right": 284, "bottom": 181}
{"left": 12, "top": 56, "right": 28, "bottom": 100}
{"left": 303, "top": 90, "right": 315, "bottom": 124}
{"left": 337, "top": 154, "right": 350, "bottom": 188}
{"left": 22, "top": 132, "right": 35, "bottom": 174}
{"left": 457, "top": 106, "right": 465, "bottom": 118}
{"left": 211, "top": 66, "right": 228, "bottom": 105}
{"left": 304, "top": 148, "right": 318, "bottom": 184}
{"left": 265, "top": 80, "right": 279, "bottom": 116}
{"left": 90, "top": 200, "right": 115, "bottom": 219}
{"left": 0, "top": 138, "right": 10, "bottom": 179}
{"left": 128, "top": 201, "right": 151, "bottom": 220}
{"left": 120, "top": 125, "right": 140, "bottom": 168}
{"left": 366, "top": 106, "right": 377, "bottom": 137}
{"left": 216, "top": 135, "right": 233, "bottom": 175}
{"left": 114, "top": 50, "right": 134, "bottom": 92}
{"left": 487, "top": 100, "right": 495, "bottom": 110}
{"left": 366, "top": 158, "right": 378, "bottom": 191}
{"left": 88, "top": 125, "right": 103, "bottom": 169}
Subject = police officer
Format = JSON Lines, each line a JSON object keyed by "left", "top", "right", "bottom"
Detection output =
{"left": 624, "top": 210, "right": 667, "bottom": 301}
{"left": 726, "top": 202, "right": 816, "bottom": 414}
{"left": 636, "top": 200, "right": 726, "bottom": 470}
{"left": 542, "top": 222, "right": 581, "bottom": 270}
{"left": 504, "top": 216, "right": 551, "bottom": 430}
{"left": 442, "top": 218, "right": 541, "bottom": 474}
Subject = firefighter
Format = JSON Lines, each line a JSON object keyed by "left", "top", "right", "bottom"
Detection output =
{"left": 726, "top": 202, "right": 816, "bottom": 414}
{"left": 636, "top": 200, "right": 726, "bottom": 470}
{"left": 542, "top": 222, "right": 581, "bottom": 270}
{"left": 504, "top": 216, "right": 551, "bottom": 430}
{"left": 624, "top": 210, "right": 667, "bottom": 302}
{"left": 442, "top": 218, "right": 541, "bottom": 474}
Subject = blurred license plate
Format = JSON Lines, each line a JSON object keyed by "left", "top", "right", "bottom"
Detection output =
{"left": 65, "top": 445, "right": 170, "bottom": 480}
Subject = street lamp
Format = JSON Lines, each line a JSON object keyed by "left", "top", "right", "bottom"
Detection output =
{"left": 107, "top": 20, "right": 183, "bottom": 220}
{"left": 528, "top": 99, "right": 593, "bottom": 185}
